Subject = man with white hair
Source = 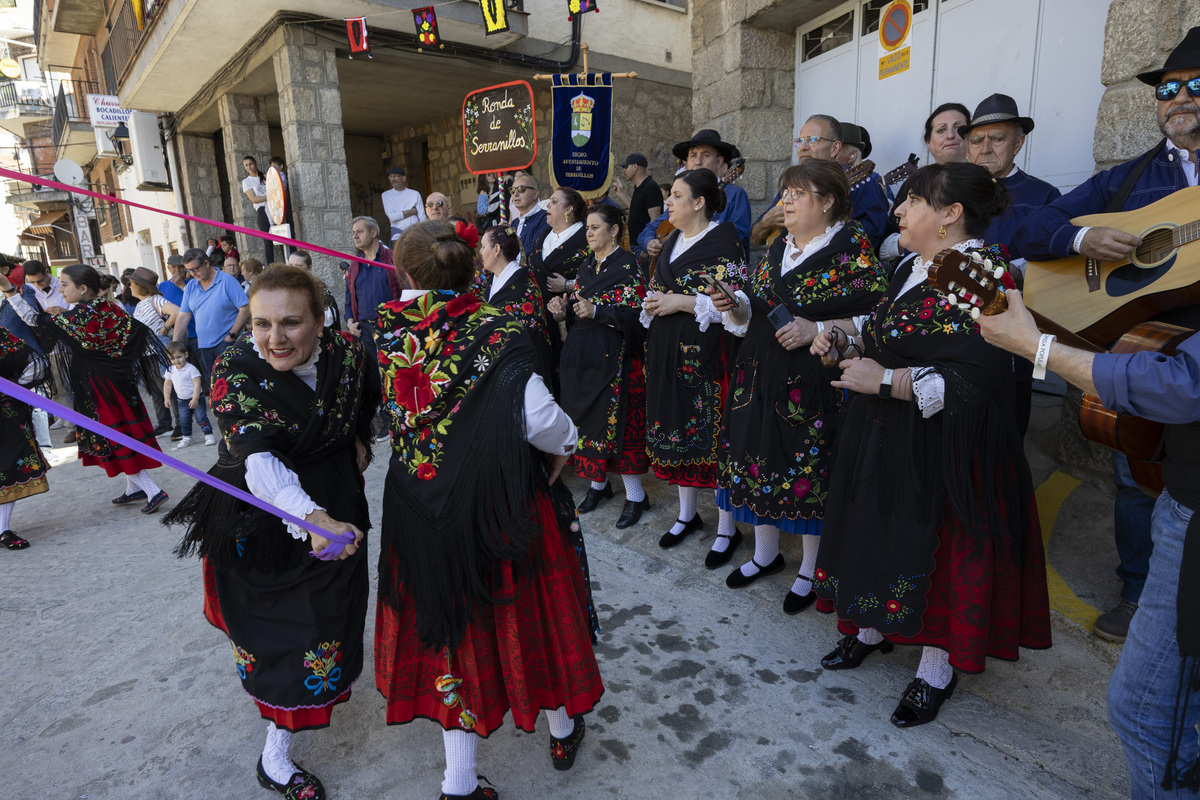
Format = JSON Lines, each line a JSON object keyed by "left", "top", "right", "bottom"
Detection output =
{"left": 424, "top": 192, "right": 452, "bottom": 220}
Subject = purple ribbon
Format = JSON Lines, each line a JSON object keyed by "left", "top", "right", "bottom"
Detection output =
{"left": 0, "top": 376, "right": 356, "bottom": 559}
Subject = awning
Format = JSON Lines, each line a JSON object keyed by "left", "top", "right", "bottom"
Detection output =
{"left": 26, "top": 210, "right": 65, "bottom": 236}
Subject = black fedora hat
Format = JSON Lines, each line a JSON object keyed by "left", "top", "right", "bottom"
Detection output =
{"left": 958, "top": 93, "right": 1034, "bottom": 136}
{"left": 672, "top": 129, "right": 735, "bottom": 163}
{"left": 1137, "top": 26, "right": 1200, "bottom": 85}
{"left": 840, "top": 123, "right": 873, "bottom": 159}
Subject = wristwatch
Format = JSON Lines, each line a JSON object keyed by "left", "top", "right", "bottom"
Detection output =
{"left": 879, "top": 368, "right": 894, "bottom": 399}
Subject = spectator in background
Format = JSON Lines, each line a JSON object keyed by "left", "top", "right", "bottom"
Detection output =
{"left": 0, "top": 258, "right": 24, "bottom": 288}
{"left": 511, "top": 171, "right": 550, "bottom": 256}
{"left": 424, "top": 191, "right": 452, "bottom": 220}
{"left": 287, "top": 249, "right": 341, "bottom": 331}
{"left": 222, "top": 256, "right": 242, "bottom": 282}
{"left": 119, "top": 268, "right": 138, "bottom": 314}
{"left": 476, "top": 172, "right": 502, "bottom": 229}
{"left": 612, "top": 153, "right": 661, "bottom": 258}
{"left": 171, "top": 248, "right": 249, "bottom": 385}
{"left": 241, "top": 156, "right": 273, "bottom": 263}
{"left": 128, "top": 267, "right": 178, "bottom": 436}
{"left": 382, "top": 166, "right": 425, "bottom": 243}
{"left": 219, "top": 235, "right": 240, "bottom": 263}
{"left": 346, "top": 216, "right": 403, "bottom": 389}
{"left": 20, "top": 260, "right": 74, "bottom": 443}
{"left": 240, "top": 257, "right": 263, "bottom": 289}
{"left": 205, "top": 237, "right": 221, "bottom": 258}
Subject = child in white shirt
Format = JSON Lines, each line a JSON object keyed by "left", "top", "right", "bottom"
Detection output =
{"left": 163, "top": 342, "right": 215, "bottom": 448}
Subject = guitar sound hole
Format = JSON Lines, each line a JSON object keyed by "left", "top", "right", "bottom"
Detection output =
{"left": 1133, "top": 226, "right": 1177, "bottom": 267}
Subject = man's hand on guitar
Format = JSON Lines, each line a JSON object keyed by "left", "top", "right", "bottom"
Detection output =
{"left": 646, "top": 238, "right": 663, "bottom": 259}
{"left": 1079, "top": 227, "right": 1142, "bottom": 262}
{"left": 750, "top": 205, "right": 785, "bottom": 246}
{"left": 975, "top": 289, "right": 1042, "bottom": 362}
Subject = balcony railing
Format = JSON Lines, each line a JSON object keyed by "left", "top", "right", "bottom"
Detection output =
{"left": 0, "top": 80, "right": 53, "bottom": 113}
{"left": 32, "top": 0, "right": 41, "bottom": 49}
{"left": 51, "top": 79, "right": 97, "bottom": 150}
{"left": 101, "top": 0, "right": 166, "bottom": 93}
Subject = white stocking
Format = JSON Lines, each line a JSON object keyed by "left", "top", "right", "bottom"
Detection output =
{"left": 0, "top": 501, "right": 13, "bottom": 532}
{"left": 129, "top": 470, "right": 161, "bottom": 498}
{"left": 669, "top": 486, "right": 699, "bottom": 535}
{"left": 739, "top": 524, "right": 779, "bottom": 577}
{"left": 125, "top": 474, "right": 139, "bottom": 496}
{"left": 442, "top": 728, "right": 479, "bottom": 797}
{"left": 590, "top": 480, "right": 607, "bottom": 491}
{"left": 790, "top": 534, "right": 821, "bottom": 595}
{"left": 261, "top": 722, "right": 296, "bottom": 784}
{"left": 621, "top": 473, "right": 646, "bottom": 503}
{"left": 857, "top": 627, "right": 885, "bottom": 646}
{"left": 546, "top": 705, "right": 575, "bottom": 738}
{"left": 710, "top": 505, "right": 736, "bottom": 553}
{"left": 916, "top": 646, "right": 954, "bottom": 689}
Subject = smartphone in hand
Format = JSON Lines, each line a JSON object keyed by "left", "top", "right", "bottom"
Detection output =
{"left": 767, "top": 304, "right": 795, "bottom": 331}
{"left": 699, "top": 272, "right": 738, "bottom": 306}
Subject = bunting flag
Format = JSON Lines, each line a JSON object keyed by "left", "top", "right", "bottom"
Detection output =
{"left": 346, "top": 17, "right": 372, "bottom": 58}
{"left": 132, "top": 0, "right": 145, "bottom": 30}
{"left": 567, "top": 0, "right": 599, "bottom": 20}
{"left": 413, "top": 7, "right": 443, "bottom": 51}
{"left": 549, "top": 72, "right": 614, "bottom": 199}
{"left": 479, "top": 0, "right": 509, "bottom": 35}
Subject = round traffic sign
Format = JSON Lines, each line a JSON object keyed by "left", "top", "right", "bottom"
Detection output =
{"left": 879, "top": 0, "right": 913, "bottom": 52}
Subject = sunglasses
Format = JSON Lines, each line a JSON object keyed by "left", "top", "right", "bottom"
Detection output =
{"left": 794, "top": 135, "right": 836, "bottom": 147}
{"left": 425, "top": 201, "right": 446, "bottom": 208}
{"left": 511, "top": 185, "right": 536, "bottom": 194}
{"left": 1155, "top": 78, "right": 1200, "bottom": 101}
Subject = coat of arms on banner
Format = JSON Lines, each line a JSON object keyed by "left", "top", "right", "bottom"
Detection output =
{"left": 571, "top": 93, "right": 595, "bottom": 147}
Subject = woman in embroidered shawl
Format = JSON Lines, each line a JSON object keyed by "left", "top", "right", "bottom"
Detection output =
{"left": 809, "top": 162, "right": 1051, "bottom": 728}
{"left": 164, "top": 266, "right": 378, "bottom": 800}
{"left": 707, "top": 161, "right": 887, "bottom": 605}
{"left": 0, "top": 325, "right": 51, "bottom": 549}
{"left": 641, "top": 169, "right": 748, "bottom": 556}
{"left": 550, "top": 204, "right": 651, "bottom": 528}
{"left": 0, "top": 264, "right": 168, "bottom": 513}
{"left": 374, "top": 220, "right": 603, "bottom": 800}
{"left": 472, "top": 224, "right": 553, "bottom": 379}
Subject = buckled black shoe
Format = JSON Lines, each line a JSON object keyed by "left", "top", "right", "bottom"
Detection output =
{"left": 256, "top": 755, "right": 326, "bottom": 800}
{"left": 704, "top": 527, "right": 743, "bottom": 570}
{"left": 783, "top": 577, "right": 818, "bottom": 615}
{"left": 439, "top": 779, "right": 498, "bottom": 800}
{"left": 890, "top": 673, "right": 958, "bottom": 728}
{"left": 725, "top": 553, "right": 786, "bottom": 588}
{"left": 141, "top": 490, "right": 169, "bottom": 514}
{"left": 550, "top": 714, "right": 586, "bottom": 771}
{"left": 615, "top": 497, "right": 651, "bottom": 529}
{"left": 658, "top": 513, "right": 703, "bottom": 548}
{"left": 820, "top": 634, "right": 894, "bottom": 670}
{"left": 111, "top": 490, "right": 147, "bottom": 505}
{"left": 577, "top": 482, "right": 613, "bottom": 514}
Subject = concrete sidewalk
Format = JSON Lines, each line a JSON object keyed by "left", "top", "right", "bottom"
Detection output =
{"left": 0, "top": 391, "right": 1132, "bottom": 798}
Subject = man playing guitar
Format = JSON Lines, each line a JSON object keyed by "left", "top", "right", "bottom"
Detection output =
{"left": 1013, "top": 26, "right": 1200, "bottom": 647}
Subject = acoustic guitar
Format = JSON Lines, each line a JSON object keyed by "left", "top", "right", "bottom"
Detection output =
{"left": 1023, "top": 185, "right": 1200, "bottom": 346}
{"left": 761, "top": 159, "right": 878, "bottom": 246}
{"left": 927, "top": 248, "right": 1193, "bottom": 495}
{"left": 883, "top": 153, "right": 920, "bottom": 186}
{"left": 648, "top": 158, "right": 746, "bottom": 280}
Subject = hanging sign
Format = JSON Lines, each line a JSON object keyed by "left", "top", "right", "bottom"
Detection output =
{"left": 567, "top": 0, "right": 599, "bottom": 20}
{"left": 462, "top": 81, "right": 537, "bottom": 175}
{"left": 413, "top": 6, "right": 443, "bottom": 51}
{"left": 86, "top": 94, "right": 132, "bottom": 128}
{"left": 878, "top": 0, "right": 912, "bottom": 80}
{"left": 479, "top": 0, "right": 509, "bottom": 35}
{"left": 265, "top": 165, "right": 288, "bottom": 227}
{"left": 548, "top": 73, "right": 614, "bottom": 199}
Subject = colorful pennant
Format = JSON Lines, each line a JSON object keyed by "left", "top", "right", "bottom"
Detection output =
{"left": 567, "top": 0, "right": 599, "bottom": 20}
{"left": 346, "top": 17, "right": 372, "bottom": 58}
{"left": 479, "top": 0, "right": 509, "bottom": 35}
{"left": 413, "top": 7, "right": 443, "bottom": 51}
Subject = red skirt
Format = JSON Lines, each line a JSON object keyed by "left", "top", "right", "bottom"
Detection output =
{"left": 375, "top": 493, "right": 605, "bottom": 737}
{"left": 79, "top": 381, "right": 162, "bottom": 477}
{"left": 572, "top": 353, "right": 649, "bottom": 482}
{"left": 835, "top": 499, "right": 1052, "bottom": 674}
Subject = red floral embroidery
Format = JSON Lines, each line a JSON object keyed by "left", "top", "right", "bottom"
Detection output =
{"left": 392, "top": 366, "right": 435, "bottom": 413}
{"left": 886, "top": 599, "right": 901, "bottom": 613}
{"left": 210, "top": 377, "right": 229, "bottom": 402}
{"left": 416, "top": 463, "right": 436, "bottom": 481}
{"left": 446, "top": 294, "right": 481, "bottom": 317}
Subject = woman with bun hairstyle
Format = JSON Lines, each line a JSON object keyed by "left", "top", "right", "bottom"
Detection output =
{"left": 0, "top": 263, "right": 169, "bottom": 513}
{"left": 641, "top": 168, "right": 748, "bottom": 561}
{"left": 810, "top": 162, "right": 1050, "bottom": 728}
{"left": 549, "top": 203, "right": 650, "bottom": 527}
{"left": 374, "top": 220, "right": 604, "bottom": 800}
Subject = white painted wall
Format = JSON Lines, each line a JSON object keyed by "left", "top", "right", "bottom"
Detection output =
{"left": 525, "top": 0, "right": 692, "bottom": 73}
{"left": 99, "top": 169, "right": 182, "bottom": 279}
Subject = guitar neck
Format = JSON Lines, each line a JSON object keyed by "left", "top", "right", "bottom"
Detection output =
{"left": 1028, "top": 308, "right": 1104, "bottom": 353}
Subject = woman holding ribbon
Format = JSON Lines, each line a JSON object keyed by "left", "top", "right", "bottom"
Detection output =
{"left": 641, "top": 168, "right": 748, "bottom": 562}
{"left": 0, "top": 264, "right": 168, "bottom": 513}
{"left": 0, "top": 324, "right": 51, "bottom": 550}
{"left": 809, "top": 162, "right": 1050, "bottom": 728}
{"left": 707, "top": 160, "right": 887, "bottom": 604}
{"left": 165, "top": 266, "right": 379, "bottom": 800}
{"left": 374, "top": 220, "right": 603, "bottom": 800}
{"left": 549, "top": 204, "right": 651, "bottom": 527}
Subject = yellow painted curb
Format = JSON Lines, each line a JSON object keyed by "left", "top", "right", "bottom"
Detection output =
{"left": 1035, "top": 470, "right": 1101, "bottom": 630}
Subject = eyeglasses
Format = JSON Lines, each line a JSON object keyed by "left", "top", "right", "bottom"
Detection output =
{"left": 780, "top": 187, "right": 825, "bottom": 202}
{"left": 794, "top": 135, "right": 836, "bottom": 147}
{"left": 185, "top": 264, "right": 206, "bottom": 273}
{"left": 1155, "top": 78, "right": 1200, "bottom": 101}
{"left": 425, "top": 201, "right": 446, "bottom": 208}
{"left": 511, "top": 185, "right": 536, "bottom": 194}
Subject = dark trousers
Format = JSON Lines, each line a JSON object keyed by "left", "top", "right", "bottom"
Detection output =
{"left": 257, "top": 206, "right": 274, "bottom": 263}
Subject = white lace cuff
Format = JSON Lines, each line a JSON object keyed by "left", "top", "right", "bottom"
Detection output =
{"left": 912, "top": 368, "right": 945, "bottom": 418}
{"left": 639, "top": 306, "right": 653, "bottom": 329}
{"left": 244, "top": 452, "right": 324, "bottom": 540}
{"left": 693, "top": 292, "right": 724, "bottom": 332}
{"left": 720, "top": 290, "right": 752, "bottom": 337}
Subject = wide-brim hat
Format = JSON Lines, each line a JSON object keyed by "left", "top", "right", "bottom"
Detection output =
{"left": 840, "top": 123, "right": 872, "bottom": 158}
{"left": 128, "top": 266, "right": 161, "bottom": 292}
{"left": 672, "top": 129, "right": 735, "bottom": 163}
{"left": 1137, "top": 26, "right": 1200, "bottom": 85}
{"left": 958, "top": 93, "right": 1034, "bottom": 136}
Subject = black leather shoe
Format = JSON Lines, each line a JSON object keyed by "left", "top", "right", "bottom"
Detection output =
{"left": 577, "top": 482, "right": 613, "bottom": 514}
{"left": 820, "top": 634, "right": 894, "bottom": 670}
{"left": 783, "top": 588, "right": 817, "bottom": 615}
{"left": 890, "top": 673, "right": 958, "bottom": 728}
{"left": 550, "top": 714, "right": 586, "bottom": 771}
{"left": 725, "top": 553, "right": 786, "bottom": 588}
{"left": 111, "top": 490, "right": 147, "bottom": 505}
{"left": 704, "top": 528, "right": 743, "bottom": 570}
{"left": 256, "top": 755, "right": 326, "bottom": 799}
{"left": 658, "top": 513, "right": 703, "bottom": 548}
{"left": 439, "top": 783, "right": 498, "bottom": 800}
{"left": 152, "top": 423, "right": 172, "bottom": 436}
{"left": 615, "top": 497, "right": 651, "bottom": 529}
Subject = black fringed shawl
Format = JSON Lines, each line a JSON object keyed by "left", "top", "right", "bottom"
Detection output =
{"left": 165, "top": 331, "right": 378, "bottom": 572}
{"left": 374, "top": 291, "right": 557, "bottom": 650}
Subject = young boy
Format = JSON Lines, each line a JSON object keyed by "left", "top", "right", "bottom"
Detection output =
{"left": 163, "top": 342, "right": 215, "bottom": 449}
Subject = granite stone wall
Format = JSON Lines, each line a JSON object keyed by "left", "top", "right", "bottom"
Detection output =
{"left": 176, "top": 133, "right": 225, "bottom": 248}
{"left": 216, "top": 94, "right": 272, "bottom": 262}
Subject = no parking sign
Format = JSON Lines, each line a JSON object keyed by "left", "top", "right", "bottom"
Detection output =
{"left": 878, "top": 0, "right": 912, "bottom": 80}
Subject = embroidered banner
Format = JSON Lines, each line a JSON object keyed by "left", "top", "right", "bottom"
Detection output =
{"left": 462, "top": 81, "right": 537, "bottom": 175}
{"left": 478, "top": 0, "right": 509, "bottom": 35}
{"left": 549, "top": 73, "right": 614, "bottom": 199}
{"left": 413, "top": 6, "right": 443, "bottom": 51}
{"left": 346, "top": 17, "right": 372, "bottom": 57}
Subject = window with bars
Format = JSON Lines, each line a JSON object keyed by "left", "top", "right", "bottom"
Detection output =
{"left": 801, "top": 11, "right": 855, "bottom": 62}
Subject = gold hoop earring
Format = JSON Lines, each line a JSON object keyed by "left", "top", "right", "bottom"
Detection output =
{"left": 938, "top": 225, "right": 947, "bottom": 240}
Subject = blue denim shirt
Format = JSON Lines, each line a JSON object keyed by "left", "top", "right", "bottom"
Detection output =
{"left": 984, "top": 169, "right": 1062, "bottom": 261}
